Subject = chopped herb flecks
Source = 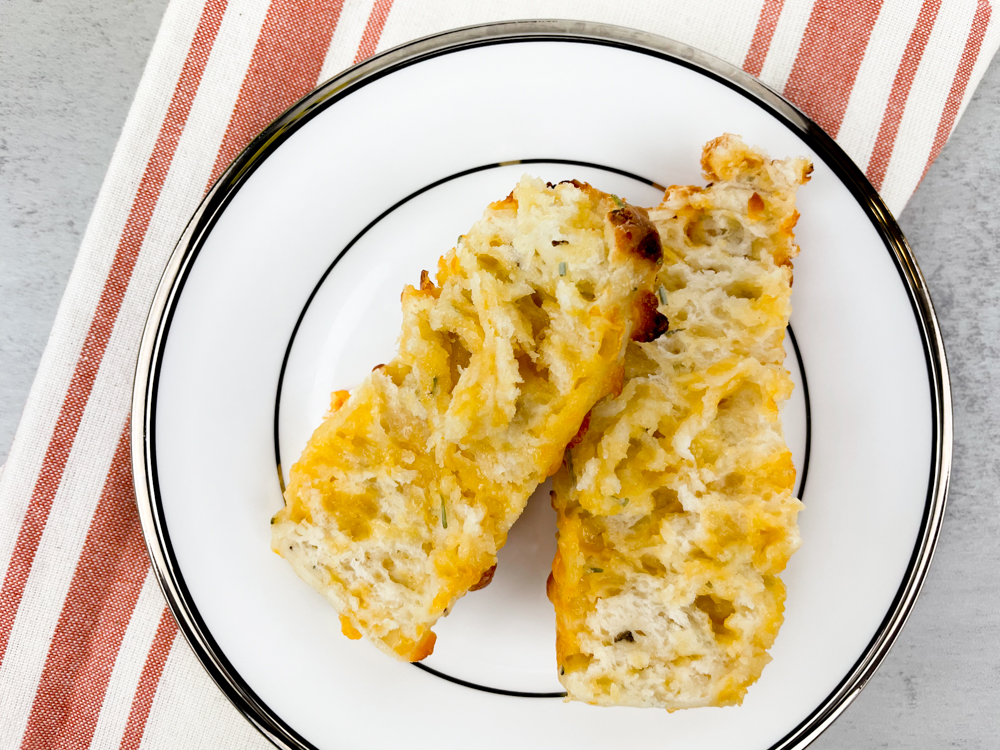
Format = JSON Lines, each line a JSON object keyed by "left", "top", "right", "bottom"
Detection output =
{"left": 611, "top": 194, "right": 624, "bottom": 208}
{"left": 431, "top": 376, "right": 438, "bottom": 394}
{"left": 588, "top": 567, "right": 604, "bottom": 573}
{"left": 559, "top": 665, "right": 565, "bottom": 676}
{"left": 657, "top": 285, "right": 668, "bottom": 306}
{"left": 621, "top": 497, "right": 629, "bottom": 506}
{"left": 558, "top": 261, "right": 567, "bottom": 276}
{"left": 441, "top": 498, "right": 448, "bottom": 529}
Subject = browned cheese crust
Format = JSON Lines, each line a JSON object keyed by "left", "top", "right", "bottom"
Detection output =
{"left": 273, "top": 176, "right": 662, "bottom": 661}
{"left": 549, "top": 134, "right": 812, "bottom": 709}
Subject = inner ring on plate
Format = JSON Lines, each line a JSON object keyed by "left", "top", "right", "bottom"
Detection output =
{"left": 272, "top": 159, "right": 813, "bottom": 698}
{"left": 132, "top": 22, "right": 951, "bottom": 750}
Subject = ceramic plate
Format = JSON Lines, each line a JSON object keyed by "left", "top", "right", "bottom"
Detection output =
{"left": 132, "top": 20, "right": 951, "bottom": 750}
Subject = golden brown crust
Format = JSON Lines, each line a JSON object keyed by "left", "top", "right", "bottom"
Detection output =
{"left": 700, "top": 134, "right": 765, "bottom": 181}
{"left": 547, "top": 179, "right": 588, "bottom": 190}
{"left": 488, "top": 191, "right": 517, "bottom": 210}
{"left": 419, "top": 269, "right": 435, "bottom": 291}
{"left": 631, "top": 289, "right": 669, "bottom": 343}
{"left": 608, "top": 205, "right": 662, "bottom": 264}
{"left": 469, "top": 564, "right": 497, "bottom": 591}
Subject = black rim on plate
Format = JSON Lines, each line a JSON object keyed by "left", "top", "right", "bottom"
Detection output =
{"left": 131, "top": 19, "right": 952, "bottom": 750}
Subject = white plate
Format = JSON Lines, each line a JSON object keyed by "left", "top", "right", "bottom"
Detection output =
{"left": 133, "top": 21, "right": 951, "bottom": 750}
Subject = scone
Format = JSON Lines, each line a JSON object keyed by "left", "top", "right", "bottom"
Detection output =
{"left": 548, "top": 136, "right": 811, "bottom": 708}
{"left": 273, "top": 176, "right": 663, "bottom": 661}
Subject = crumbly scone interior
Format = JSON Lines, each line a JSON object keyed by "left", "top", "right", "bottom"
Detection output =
{"left": 272, "top": 176, "right": 662, "bottom": 661}
{"left": 549, "top": 135, "right": 812, "bottom": 708}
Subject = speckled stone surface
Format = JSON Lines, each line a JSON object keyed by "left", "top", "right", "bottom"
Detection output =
{"left": 813, "top": 52, "right": 1000, "bottom": 750}
{"left": 0, "top": 2, "right": 997, "bottom": 747}
{"left": 0, "top": 0, "right": 167, "bottom": 460}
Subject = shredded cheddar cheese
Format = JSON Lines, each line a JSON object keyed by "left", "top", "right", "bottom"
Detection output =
{"left": 549, "top": 135, "right": 811, "bottom": 708}
{"left": 272, "top": 177, "right": 662, "bottom": 661}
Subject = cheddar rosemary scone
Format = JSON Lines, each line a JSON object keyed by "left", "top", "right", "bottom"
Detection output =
{"left": 273, "top": 177, "right": 662, "bottom": 661}
{"left": 549, "top": 136, "right": 811, "bottom": 708}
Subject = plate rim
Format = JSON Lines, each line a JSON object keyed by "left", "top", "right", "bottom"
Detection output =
{"left": 130, "top": 19, "right": 953, "bottom": 750}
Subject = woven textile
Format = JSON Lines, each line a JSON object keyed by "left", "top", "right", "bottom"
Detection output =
{"left": 0, "top": 1, "right": 995, "bottom": 747}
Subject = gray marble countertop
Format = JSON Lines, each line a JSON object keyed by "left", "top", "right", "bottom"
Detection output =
{"left": 1, "top": 1, "right": 998, "bottom": 748}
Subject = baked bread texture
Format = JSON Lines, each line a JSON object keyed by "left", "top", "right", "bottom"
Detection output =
{"left": 273, "top": 176, "right": 663, "bottom": 661}
{"left": 548, "top": 135, "right": 811, "bottom": 708}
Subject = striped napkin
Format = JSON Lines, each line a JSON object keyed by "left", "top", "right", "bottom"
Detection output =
{"left": 0, "top": 1, "right": 995, "bottom": 748}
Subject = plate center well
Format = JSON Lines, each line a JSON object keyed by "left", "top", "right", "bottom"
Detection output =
{"left": 275, "top": 161, "right": 809, "bottom": 695}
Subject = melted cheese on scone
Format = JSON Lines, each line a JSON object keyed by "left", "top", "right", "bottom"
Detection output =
{"left": 548, "top": 136, "right": 811, "bottom": 708}
{"left": 273, "top": 177, "right": 662, "bottom": 661}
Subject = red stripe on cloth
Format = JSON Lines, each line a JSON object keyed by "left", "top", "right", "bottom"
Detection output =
{"left": 353, "top": 0, "right": 394, "bottom": 64}
{"left": 0, "top": 0, "right": 228, "bottom": 671}
{"left": 921, "top": 0, "right": 992, "bottom": 181}
{"left": 20, "top": 422, "right": 149, "bottom": 750}
{"left": 743, "top": 0, "right": 786, "bottom": 77}
{"left": 208, "top": 0, "right": 345, "bottom": 188}
{"left": 117, "top": 609, "right": 178, "bottom": 750}
{"left": 866, "top": 0, "right": 941, "bottom": 190}
{"left": 87, "top": 4, "right": 355, "bottom": 743}
{"left": 783, "top": 0, "right": 884, "bottom": 138}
